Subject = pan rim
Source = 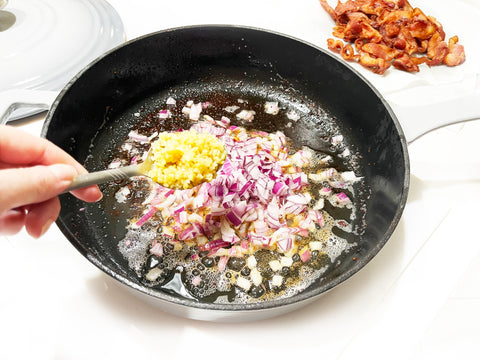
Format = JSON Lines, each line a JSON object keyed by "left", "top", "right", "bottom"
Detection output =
{"left": 44, "top": 24, "right": 411, "bottom": 314}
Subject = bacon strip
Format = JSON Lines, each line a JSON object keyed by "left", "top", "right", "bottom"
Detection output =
{"left": 445, "top": 36, "right": 466, "bottom": 67}
{"left": 320, "top": 0, "right": 466, "bottom": 74}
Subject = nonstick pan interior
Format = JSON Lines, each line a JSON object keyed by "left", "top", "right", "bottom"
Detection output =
{"left": 42, "top": 25, "right": 409, "bottom": 320}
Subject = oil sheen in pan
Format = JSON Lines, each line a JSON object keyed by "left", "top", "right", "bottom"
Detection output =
{"left": 83, "top": 79, "right": 370, "bottom": 304}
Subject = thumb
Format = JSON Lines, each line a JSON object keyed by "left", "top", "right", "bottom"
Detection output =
{"left": 0, "top": 164, "right": 77, "bottom": 214}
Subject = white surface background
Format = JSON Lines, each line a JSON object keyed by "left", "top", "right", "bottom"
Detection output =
{"left": 2, "top": 0, "right": 480, "bottom": 359}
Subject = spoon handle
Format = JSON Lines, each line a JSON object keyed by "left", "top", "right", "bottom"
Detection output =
{"left": 63, "top": 165, "right": 141, "bottom": 193}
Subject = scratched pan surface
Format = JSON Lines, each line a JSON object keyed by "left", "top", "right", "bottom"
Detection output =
{"left": 42, "top": 25, "right": 409, "bottom": 322}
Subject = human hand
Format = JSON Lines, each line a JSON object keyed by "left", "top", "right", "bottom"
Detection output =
{"left": 0, "top": 125, "right": 103, "bottom": 238}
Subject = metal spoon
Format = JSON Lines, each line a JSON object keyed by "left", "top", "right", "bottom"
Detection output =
{"left": 63, "top": 150, "right": 154, "bottom": 193}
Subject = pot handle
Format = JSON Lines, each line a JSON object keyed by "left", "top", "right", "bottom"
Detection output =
{"left": 0, "top": 89, "right": 58, "bottom": 125}
{"left": 388, "top": 86, "right": 480, "bottom": 144}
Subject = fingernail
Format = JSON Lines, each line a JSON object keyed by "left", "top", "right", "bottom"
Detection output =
{"left": 93, "top": 190, "right": 103, "bottom": 201}
{"left": 39, "top": 219, "right": 54, "bottom": 238}
{"left": 48, "top": 164, "right": 77, "bottom": 187}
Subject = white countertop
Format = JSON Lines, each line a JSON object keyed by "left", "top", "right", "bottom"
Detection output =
{"left": 2, "top": 1, "right": 480, "bottom": 359}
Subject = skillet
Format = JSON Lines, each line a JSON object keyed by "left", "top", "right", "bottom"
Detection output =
{"left": 41, "top": 25, "right": 409, "bottom": 322}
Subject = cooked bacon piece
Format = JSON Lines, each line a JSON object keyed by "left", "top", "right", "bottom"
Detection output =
{"left": 332, "top": 25, "right": 347, "bottom": 39}
{"left": 392, "top": 53, "right": 419, "bottom": 72}
{"left": 354, "top": 38, "right": 364, "bottom": 52}
{"left": 358, "top": 52, "right": 391, "bottom": 74}
{"left": 327, "top": 38, "right": 358, "bottom": 61}
{"left": 411, "top": 56, "right": 429, "bottom": 66}
{"left": 397, "top": 28, "right": 419, "bottom": 55}
{"left": 392, "top": 37, "right": 406, "bottom": 51}
{"left": 408, "top": 9, "right": 438, "bottom": 40}
{"left": 428, "top": 15, "right": 446, "bottom": 40}
{"left": 393, "top": 0, "right": 409, "bottom": 9}
{"left": 336, "top": 0, "right": 362, "bottom": 18}
{"left": 426, "top": 32, "right": 442, "bottom": 59}
{"left": 445, "top": 36, "right": 466, "bottom": 66}
{"left": 341, "top": 43, "right": 357, "bottom": 60}
{"left": 377, "top": 9, "right": 412, "bottom": 26}
{"left": 362, "top": 42, "right": 399, "bottom": 61}
{"left": 427, "top": 32, "right": 449, "bottom": 65}
{"left": 320, "top": 0, "right": 466, "bottom": 74}
{"left": 382, "top": 22, "right": 400, "bottom": 39}
{"left": 319, "top": 0, "right": 338, "bottom": 21}
{"left": 416, "top": 39, "right": 428, "bottom": 53}
{"left": 327, "top": 38, "right": 345, "bottom": 53}
{"left": 343, "top": 12, "right": 383, "bottom": 43}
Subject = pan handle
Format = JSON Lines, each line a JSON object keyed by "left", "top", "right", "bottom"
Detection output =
{"left": 388, "top": 86, "right": 480, "bottom": 144}
{"left": 0, "top": 89, "right": 58, "bottom": 125}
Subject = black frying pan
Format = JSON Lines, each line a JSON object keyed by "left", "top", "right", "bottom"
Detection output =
{"left": 41, "top": 25, "right": 409, "bottom": 322}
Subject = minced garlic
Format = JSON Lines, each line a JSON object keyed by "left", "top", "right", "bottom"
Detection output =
{"left": 147, "top": 130, "right": 226, "bottom": 189}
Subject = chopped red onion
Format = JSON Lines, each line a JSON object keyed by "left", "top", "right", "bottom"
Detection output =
{"left": 128, "top": 116, "right": 354, "bottom": 266}
{"left": 300, "top": 248, "right": 311, "bottom": 263}
{"left": 331, "top": 135, "right": 344, "bottom": 145}
{"left": 159, "top": 109, "right": 170, "bottom": 119}
{"left": 150, "top": 240, "right": 163, "bottom": 256}
{"left": 236, "top": 109, "right": 255, "bottom": 122}
{"left": 220, "top": 219, "right": 238, "bottom": 243}
{"left": 264, "top": 101, "right": 279, "bottom": 115}
{"left": 128, "top": 130, "right": 150, "bottom": 143}
{"left": 226, "top": 210, "right": 243, "bottom": 227}
{"left": 135, "top": 207, "right": 157, "bottom": 227}
{"left": 333, "top": 192, "right": 351, "bottom": 206}
{"left": 178, "top": 212, "right": 188, "bottom": 224}
{"left": 108, "top": 160, "right": 122, "bottom": 169}
{"left": 179, "top": 222, "right": 204, "bottom": 240}
{"left": 217, "top": 256, "right": 228, "bottom": 272}
{"left": 191, "top": 275, "right": 202, "bottom": 286}
{"left": 287, "top": 109, "right": 300, "bottom": 121}
{"left": 272, "top": 228, "right": 294, "bottom": 253}
{"left": 199, "top": 238, "right": 230, "bottom": 252}
{"left": 189, "top": 103, "right": 202, "bottom": 121}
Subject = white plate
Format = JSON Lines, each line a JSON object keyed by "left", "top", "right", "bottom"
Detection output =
{"left": 0, "top": 0, "right": 125, "bottom": 119}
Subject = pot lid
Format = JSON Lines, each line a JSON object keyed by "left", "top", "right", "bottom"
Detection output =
{"left": 0, "top": 0, "right": 125, "bottom": 92}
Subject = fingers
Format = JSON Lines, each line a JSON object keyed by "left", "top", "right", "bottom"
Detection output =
{"left": 0, "top": 125, "right": 90, "bottom": 176}
{"left": 0, "top": 126, "right": 103, "bottom": 238}
{"left": 0, "top": 125, "right": 73, "bottom": 166}
{"left": 0, "top": 165, "right": 103, "bottom": 215}
{"left": 0, "top": 164, "right": 76, "bottom": 214}
{"left": 0, "top": 126, "right": 76, "bottom": 165}
{"left": 0, "top": 125, "right": 103, "bottom": 203}
{"left": 0, "top": 208, "right": 27, "bottom": 235}
{"left": 70, "top": 186, "right": 103, "bottom": 203}
{"left": 0, "top": 190, "right": 99, "bottom": 239}
{"left": 0, "top": 200, "right": 60, "bottom": 238}
{"left": 24, "top": 197, "right": 60, "bottom": 238}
